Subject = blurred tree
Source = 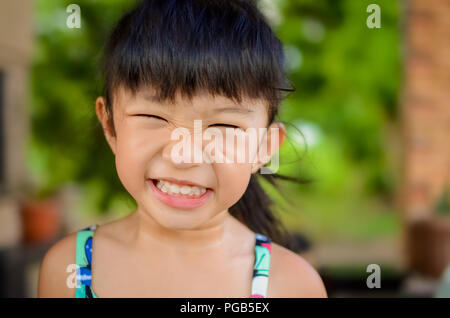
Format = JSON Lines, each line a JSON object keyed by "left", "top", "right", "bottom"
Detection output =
{"left": 28, "top": 0, "right": 402, "bottom": 228}
{"left": 273, "top": 0, "right": 401, "bottom": 202}
{"left": 29, "top": 0, "right": 139, "bottom": 213}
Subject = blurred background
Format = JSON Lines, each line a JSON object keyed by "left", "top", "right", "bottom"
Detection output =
{"left": 0, "top": 0, "right": 449, "bottom": 298}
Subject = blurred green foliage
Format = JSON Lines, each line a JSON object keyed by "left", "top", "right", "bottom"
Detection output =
{"left": 435, "top": 186, "right": 450, "bottom": 215}
{"left": 268, "top": 0, "right": 403, "bottom": 240}
{"left": 29, "top": 0, "right": 139, "bottom": 211}
{"left": 28, "top": 0, "right": 402, "bottom": 240}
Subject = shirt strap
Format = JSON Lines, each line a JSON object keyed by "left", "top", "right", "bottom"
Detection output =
{"left": 74, "top": 224, "right": 97, "bottom": 298}
{"left": 251, "top": 233, "right": 272, "bottom": 298}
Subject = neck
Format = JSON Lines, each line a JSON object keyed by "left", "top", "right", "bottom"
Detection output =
{"left": 132, "top": 207, "right": 234, "bottom": 254}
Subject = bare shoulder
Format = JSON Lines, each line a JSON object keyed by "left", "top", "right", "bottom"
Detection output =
{"left": 267, "top": 242, "right": 328, "bottom": 298}
{"left": 38, "top": 232, "right": 78, "bottom": 298}
{"left": 37, "top": 216, "right": 132, "bottom": 298}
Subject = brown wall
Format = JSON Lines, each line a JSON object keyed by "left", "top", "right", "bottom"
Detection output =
{"left": 0, "top": 0, "right": 33, "bottom": 196}
{"left": 400, "top": 0, "right": 450, "bottom": 221}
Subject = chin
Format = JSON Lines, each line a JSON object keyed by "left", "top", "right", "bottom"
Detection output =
{"left": 141, "top": 203, "right": 209, "bottom": 230}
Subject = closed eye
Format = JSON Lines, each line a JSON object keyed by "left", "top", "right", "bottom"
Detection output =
{"left": 209, "top": 124, "right": 242, "bottom": 129}
{"left": 136, "top": 114, "right": 168, "bottom": 122}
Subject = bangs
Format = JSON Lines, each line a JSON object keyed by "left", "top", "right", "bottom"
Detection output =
{"left": 101, "top": 0, "right": 292, "bottom": 124}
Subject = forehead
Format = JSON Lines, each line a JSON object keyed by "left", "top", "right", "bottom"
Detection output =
{"left": 115, "top": 85, "right": 269, "bottom": 115}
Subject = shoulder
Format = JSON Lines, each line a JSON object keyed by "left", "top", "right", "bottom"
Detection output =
{"left": 38, "top": 231, "right": 79, "bottom": 298}
{"left": 267, "top": 242, "right": 328, "bottom": 298}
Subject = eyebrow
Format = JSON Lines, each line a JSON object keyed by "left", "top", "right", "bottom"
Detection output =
{"left": 140, "top": 92, "right": 255, "bottom": 114}
{"left": 212, "top": 107, "right": 255, "bottom": 114}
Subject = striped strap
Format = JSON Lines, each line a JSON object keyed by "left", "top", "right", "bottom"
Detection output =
{"left": 75, "top": 224, "right": 97, "bottom": 298}
{"left": 250, "top": 233, "right": 272, "bottom": 298}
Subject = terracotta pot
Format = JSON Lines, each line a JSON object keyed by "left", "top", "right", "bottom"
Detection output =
{"left": 20, "top": 197, "right": 62, "bottom": 244}
{"left": 408, "top": 216, "right": 450, "bottom": 278}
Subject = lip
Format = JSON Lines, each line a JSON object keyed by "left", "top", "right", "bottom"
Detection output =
{"left": 147, "top": 178, "right": 213, "bottom": 210}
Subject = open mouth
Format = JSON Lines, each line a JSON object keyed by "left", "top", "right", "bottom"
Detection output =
{"left": 149, "top": 178, "right": 211, "bottom": 198}
{"left": 147, "top": 178, "right": 213, "bottom": 210}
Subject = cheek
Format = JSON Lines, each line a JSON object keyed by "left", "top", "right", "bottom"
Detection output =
{"left": 215, "top": 163, "right": 252, "bottom": 207}
{"left": 208, "top": 129, "right": 260, "bottom": 164}
{"left": 114, "top": 126, "right": 166, "bottom": 195}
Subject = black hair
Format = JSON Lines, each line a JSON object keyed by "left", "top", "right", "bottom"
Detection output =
{"left": 100, "top": 0, "right": 312, "bottom": 251}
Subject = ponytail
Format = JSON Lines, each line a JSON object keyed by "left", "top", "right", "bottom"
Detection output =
{"left": 229, "top": 169, "right": 313, "bottom": 251}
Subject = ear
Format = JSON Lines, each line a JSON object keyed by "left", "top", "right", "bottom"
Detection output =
{"left": 251, "top": 122, "right": 286, "bottom": 174}
{"left": 95, "top": 96, "right": 117, "bottom": 155}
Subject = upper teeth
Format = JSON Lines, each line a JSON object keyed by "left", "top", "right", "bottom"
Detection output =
{"left": 156, "top": 179, "right": 207, "bottom": 196}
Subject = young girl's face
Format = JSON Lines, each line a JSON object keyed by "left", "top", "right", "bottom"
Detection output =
{"left": 96, "top": 85, "right": 284, "bottom": 230}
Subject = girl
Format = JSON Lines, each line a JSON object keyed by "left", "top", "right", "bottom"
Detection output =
{"left": 38, "top": 0, "right": 327, "bottom": 298}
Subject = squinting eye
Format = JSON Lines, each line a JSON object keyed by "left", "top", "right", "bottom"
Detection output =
{"left": 136, "top": 114, "right": 168, "bottom": 122}
{"left": 210, "top": 124, "right": 242, "bottom": 130}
